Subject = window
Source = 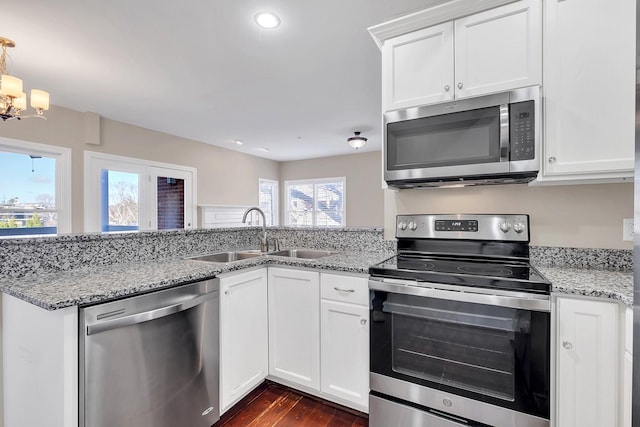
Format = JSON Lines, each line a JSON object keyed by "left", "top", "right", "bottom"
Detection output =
{"left": 259, "top": 178, "right": 278, "bottom": 226}
{"left": 0, "top": 138, "right": 71, "bottom": 237}
{"left": 285, "top": 177, "right": 345, "bottom": 227}
{"left": 85, "top": 152, "right": 196, "bottom": 233}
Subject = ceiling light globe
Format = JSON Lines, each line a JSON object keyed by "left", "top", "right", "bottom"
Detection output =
{"left": 255, "top": 12, "right": 281, "bottom": 29}
{"left": 347, "top": 131, "right": 367, "bottom": 149}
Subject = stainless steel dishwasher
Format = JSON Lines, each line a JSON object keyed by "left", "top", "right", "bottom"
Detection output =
{"left": 79, "top": 278, "right": 220, "bottom": 427}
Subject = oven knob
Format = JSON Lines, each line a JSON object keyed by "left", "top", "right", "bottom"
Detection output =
{"left": 499, "top": 221, "right": 512, "bottom": 233}
{"left": 409, "top": 221, "right": 418, "bottom": 231}
{"left": 513, "top": 222, "right": 526, "bottom": 234}
{"left": 398, "top": 221, "right": 407, "bottom": 231}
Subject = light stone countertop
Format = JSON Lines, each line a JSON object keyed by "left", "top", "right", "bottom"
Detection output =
{"left": 538, "top": 266, "right": 633, "bottom": 306}
{"left": 0, "top": 250, "right": 395, "bottom": 311}
{"left": 0, "top": 248, "right": 632, "bottom": 310}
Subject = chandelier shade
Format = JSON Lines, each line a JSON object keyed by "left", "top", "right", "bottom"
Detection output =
{"left": 0, "top": 37, "right": 49, "bottom": 121}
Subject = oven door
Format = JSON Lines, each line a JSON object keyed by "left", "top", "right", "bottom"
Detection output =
{"left": 369, "top": 279, "right": 550, "bottom": 427}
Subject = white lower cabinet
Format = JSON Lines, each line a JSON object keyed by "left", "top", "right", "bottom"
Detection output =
{"left": 556, "top": 296, "right": 619, "bottom": 427}
{"left": 267, "top": 267, "right": 320, "bottom": 391}
{"left": 219, "top": 269, "right": 269, "bottom": 413}
{"left": 320, "top": 273, "right": 369, "bottom": 412}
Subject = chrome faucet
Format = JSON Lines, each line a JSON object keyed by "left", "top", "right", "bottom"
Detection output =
{"left": 242, "top": 207, "right": 268, "bottom": 252}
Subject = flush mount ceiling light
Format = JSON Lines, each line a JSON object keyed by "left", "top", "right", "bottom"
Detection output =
{"left": 233, "top": 139, "right": 244, "bottom": 145}
{"left": 254, "top": 12, "right": 281, "bottom": 29}
{"left": 347, "top": 131, "right": 367, "bottom": 150}
{"left": 257, "top": 147, "right": 270, "bottom": 153}
{"left": 0, "top": 37, "right": 49, "bottom": 121}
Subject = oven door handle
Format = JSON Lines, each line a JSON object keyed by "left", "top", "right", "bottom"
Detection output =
{"left": 369, "top": 279, "right": 551, "bottom": 312}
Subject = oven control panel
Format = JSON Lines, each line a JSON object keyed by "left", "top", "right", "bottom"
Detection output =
{"left": 397, "top": 214, "right": 529, "bottom": 241}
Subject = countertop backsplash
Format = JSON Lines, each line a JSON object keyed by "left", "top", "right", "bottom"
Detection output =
{"left": 0, "top": 227, "right": 391, "bottom": 279}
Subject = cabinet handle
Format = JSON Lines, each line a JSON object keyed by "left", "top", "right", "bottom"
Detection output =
{"left": 457, "top": 82, "right": 463, "bottom": 89}
{"left": 224, "top": 290, "right": 230, "bottom": 295}
{"left": 334, "top": 287, "right": 355, "bottom": 293}
{"left": 548, "top": 157, "right": 557, "bottom": 164}
{"left": 562, "top": 341, "right": 573, "bottom": 350}
{"left": 444, "top": 85, "right": 450, "bottom": 92}
{"left": 360, "top": 319, "right": 367, "bottom": 326}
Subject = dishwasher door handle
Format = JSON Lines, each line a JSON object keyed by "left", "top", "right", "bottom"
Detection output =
{"left": 86, "top": 290, "right": 218, "bottom": 336}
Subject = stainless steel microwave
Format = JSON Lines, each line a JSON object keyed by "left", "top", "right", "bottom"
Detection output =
{"left": 384, "top": 86, "right": 540, "bottom": 188}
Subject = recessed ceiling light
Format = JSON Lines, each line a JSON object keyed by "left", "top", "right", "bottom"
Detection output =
{"left": 257, "top": 147, "right": 270, "bottom": 152}
{"left": 233, "top": 139, "right": 243, "bottom": 145}
{"left": 254, "top": 12, "right": 280, "bottom": 29}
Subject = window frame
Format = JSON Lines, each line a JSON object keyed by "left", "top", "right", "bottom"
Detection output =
{"left": 284, "top": 176, "right": 346, "bottom": 227}
{"left": 258, "top": 178, "right": 279, "bottom": 226}
{"left": 84, "top": 151, "right": 197, "bottom": 233}
{"left": 0, "top": 137, "right": 72, "bottom": 236}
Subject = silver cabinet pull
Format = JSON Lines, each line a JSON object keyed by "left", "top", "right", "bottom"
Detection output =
{"left": 334, "top": 287, "right": 355, "bottom": 293}
{"left": 360, "top": 319, "right": 367, "bottom": 326}
{"left": 562, "top": 341, "right": 573, "bottom": 350}
{"left": 548, "top": 157, "right": 557, "bottom": 164}
{"left": 457, "top": 82, "right": 463, "bottom": 89}
{"left": 444, "top": 85, "right": 450, "bottom": 92}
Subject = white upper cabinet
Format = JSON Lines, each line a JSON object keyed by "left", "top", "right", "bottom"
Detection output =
{"left": 382, "top": 22, "right": 454, "bottom": 110}
{"left": 454, "top": 1, "right": 541, "bottom": 99}
{"left": 539, "top": 0, "right": 635, "bottom": 182}
{"left": 381, "top": 0, "right": 541, "bottom": 112}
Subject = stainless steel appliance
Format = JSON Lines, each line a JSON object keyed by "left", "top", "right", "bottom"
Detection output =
{"left": 384, "top": 86, "right": 540, "bottom": 188}
{"left": 369, "top": 214, "right": 551, "bottom": 427}
{"left": 79, "top": 279, "right": 220, "bottom": 427}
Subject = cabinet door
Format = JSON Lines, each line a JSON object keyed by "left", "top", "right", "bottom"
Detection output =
{"left": 219, "top": 269, "right": 268, "bottom": 413}
{"left": 268, "top": 268, "right": 320, "bottom": 390}
{"left": 541, "top": 0, "right": 634, "bottom": 181}
{"left": 382, "top": 22, "right": 454, "bottom": 111}
{"left": 454, "top": 0, "right": 541, "bottom": 99}
{"left": 556, "top": 297, "right": 619, "bottom": 427}
{"left": 320, "top": 299, "right": 369, "bottom": 412}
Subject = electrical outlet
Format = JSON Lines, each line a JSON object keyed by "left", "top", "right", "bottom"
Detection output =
{"left": 623, "top": 218, "right": 634, "bottom": 241}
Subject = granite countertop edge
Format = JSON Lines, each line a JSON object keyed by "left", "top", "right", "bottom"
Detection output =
{"left": 0, "top": 253, "right": 632, "bottom": 311}
{"left": 0, "top": 250, "right": 395, "bottom": 311}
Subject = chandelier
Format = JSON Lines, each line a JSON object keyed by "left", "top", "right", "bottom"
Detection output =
{"left": 0, "top": 37, "right": 49, "bottom": 121}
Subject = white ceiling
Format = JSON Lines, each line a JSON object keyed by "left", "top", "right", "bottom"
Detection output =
{"left": 2, "top": 0, "right": 440, "bottom": 161}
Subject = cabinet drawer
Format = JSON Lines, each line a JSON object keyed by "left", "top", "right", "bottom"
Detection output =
{"left": 321, "top": 273, "right": 369, "bottom": 306}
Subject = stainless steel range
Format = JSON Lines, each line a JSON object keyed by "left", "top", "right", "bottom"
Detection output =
{"left": 368, "top": 214, "right": 551, "bottom": 427}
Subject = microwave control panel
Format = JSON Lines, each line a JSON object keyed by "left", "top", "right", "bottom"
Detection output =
{"left": 509, "top": 100, "right": 535, "bottom": 161}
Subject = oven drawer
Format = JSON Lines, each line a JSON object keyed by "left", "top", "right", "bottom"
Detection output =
{"left": 370, "top": 394, "right": 468, "bottom": 427}
{"left": 320, "top": 273, "right": 368, "bottom": 305}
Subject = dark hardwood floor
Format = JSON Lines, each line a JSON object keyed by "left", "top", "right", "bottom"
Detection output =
{"left": 214, "top": 382, "right": 368, "bottom": 427}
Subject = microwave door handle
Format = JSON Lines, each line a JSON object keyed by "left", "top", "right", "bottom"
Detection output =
{"left": 499, "top": 104, "right": 509, "bottom": 161}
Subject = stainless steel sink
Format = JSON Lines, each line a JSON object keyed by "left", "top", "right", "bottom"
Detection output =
{"left": 188, "top": 251, "right": 265, "bottom": 263}
{"left": 268, "top": 249, "right": 336, "bottom": 259}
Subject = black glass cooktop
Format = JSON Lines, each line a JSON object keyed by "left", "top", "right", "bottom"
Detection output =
{"left": 369, "top": 253, "right": 551, "bottom": 294}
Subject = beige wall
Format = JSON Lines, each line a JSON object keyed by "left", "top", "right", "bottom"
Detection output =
{"left": 280, "top": 151, "right": 384, "bottom": 227}
{"left": 385, "top": 182, "right": 634, "bottom": 249}
{"left": 0, "top": 106, "right": 279, "bottom": 233}
{"left": 1, "top": 108, "right": 633, "bottom": 249}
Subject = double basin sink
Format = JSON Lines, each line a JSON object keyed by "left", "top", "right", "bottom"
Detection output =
{"left": 188, "top": 248, "right": 336, "bottom": 263}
